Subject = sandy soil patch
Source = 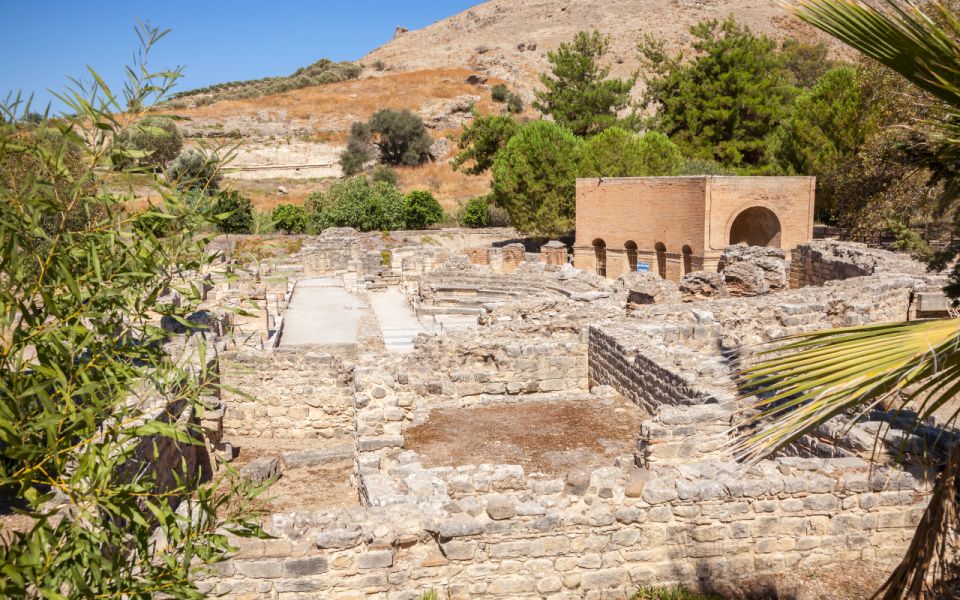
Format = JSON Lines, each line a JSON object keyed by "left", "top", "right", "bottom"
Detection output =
{"left": 404, "top": 396, "right": 646, "bottom": 476}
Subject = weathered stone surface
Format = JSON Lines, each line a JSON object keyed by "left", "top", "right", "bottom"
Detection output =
{"left": 240, "top": 457, "right": 282, "bottom": 484}
{"left": 439, "top": 515, "right": 483, "bottom": 538}
{"left": 722, "top": 261, "right": 770, "bottom": 297}
{"left": 565, "top": 469, "right": 591, "bottom": 495}
{"left": 281, "top": 556, "right": 329, "bottom": 577}
{"left": 680, "top": 271, "right": 727, "bottom": 299}
{"left": 719, "top": 244, "right": 788, "bottom": 291}
{"left": 485, "top": 495, "right": 516, "bottom": 520}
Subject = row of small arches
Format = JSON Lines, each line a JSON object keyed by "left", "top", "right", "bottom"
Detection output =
{"left": 592, "top": 239, "right": 692, "bottom": 278}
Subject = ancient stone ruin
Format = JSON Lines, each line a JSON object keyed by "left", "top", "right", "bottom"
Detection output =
{"left": 171, "top": 229, "right": 954, "bottom": 599}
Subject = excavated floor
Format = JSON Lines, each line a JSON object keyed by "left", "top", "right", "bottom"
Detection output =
{"left": 404, "top": 396, "right": 647, "bottom": 476}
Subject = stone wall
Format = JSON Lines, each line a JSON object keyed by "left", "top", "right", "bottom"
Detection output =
{"left": 789, "top": 239, "right": 927, "bottom": 288}
{"left": 220, "top": 347, "right": 353, "bottom": 441}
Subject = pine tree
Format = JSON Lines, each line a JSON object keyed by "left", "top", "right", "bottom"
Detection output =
{"left": 533, "top": 30, "right": 636, "bottom": 137}
{"left": 640, "top": 18, "right": 797, "bottom": 170}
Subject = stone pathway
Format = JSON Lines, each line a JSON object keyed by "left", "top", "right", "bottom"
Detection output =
{"left": 278, "top": 277, "right": 365, "bottom": 347}
{"left": 367, "top": 287, "right": 430, "bottom": 353}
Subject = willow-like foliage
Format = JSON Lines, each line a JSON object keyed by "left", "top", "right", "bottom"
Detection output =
{"left": 0, "top": 23, "right": 263, "bottom": 598}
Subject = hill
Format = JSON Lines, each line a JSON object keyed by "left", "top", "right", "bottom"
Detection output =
{"left": 167, "top": 0, "right": 845, "bottom": 213}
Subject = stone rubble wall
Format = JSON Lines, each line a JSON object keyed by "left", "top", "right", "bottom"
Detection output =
{"left": 220, "top": 347, "right": 353, "bottom": 441}
{"left": 201, "top": 453, "right": 930, "bottom": 599}
{"left": 789, "top": 239, "right": 927, "bottom": 288}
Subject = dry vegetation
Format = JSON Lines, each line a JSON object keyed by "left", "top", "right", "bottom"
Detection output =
{"left": 175, "top": 68, "right": 507, "bottom": 138}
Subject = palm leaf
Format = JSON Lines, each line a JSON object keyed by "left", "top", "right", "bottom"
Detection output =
{"left": 790, "top": 0, "right": 960, "bottom": 108}
{"left": 733, "top": 318, "right": 960, "bottom": 599}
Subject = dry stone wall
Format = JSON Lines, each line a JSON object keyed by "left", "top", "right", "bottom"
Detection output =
{"left": 220, "top": 348, "right": 353, "bottom": 441}
{"left": 196, "top": 240, "right": 947, "bottom": 598}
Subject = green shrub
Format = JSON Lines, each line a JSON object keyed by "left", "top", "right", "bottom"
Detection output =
{"left": 403, "top": 190, "right": 445, "bottom": 229}
{"left": 370, "top": 164, "right": 398, "bottom": 186}
{"left": 887, "top": 219, "right": 933, "bottom": 260}
{"left": 632, "top": 585, "right": 722, "bottom": 600}
{"left": 311, "top": 176, "right": 405, "bottom": 232}
{"left": 506, "top": 92, "right": 524, "bottom": 114}
{"left": 580, "top": 128, "right": 683, "bottom": 177}
{"left": 271, "top": 203, "right": 308, "bottom": 234}
{"left": 165, "top": 149, "right": 223, "bottom": 192}
{"left": 491, "top": 120, "right": 581, "bottom": 236}
{"left": 491, "top": 83, "right": 510, "bottom": 102}
{"left": 340, "top": 122, "right": 374, "bottom": 176}
{"left": 212, "top": 190, "right": 254, "bottom": 233}
{"left": 679, "top": 157, "right": 736, "bottom": 175}
{"left": 111, "top": 116, "right": 182, "bottom": 170}
{"left": 344, "top": 109, "right": 432, "bottom": 168}
{"left": 460, "top": 196, "right": 489, "bottom": 228}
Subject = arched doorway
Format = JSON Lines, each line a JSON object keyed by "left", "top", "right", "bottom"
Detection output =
{"left": 592, "top": 239, "right": 607, "bottom": 277}
{"left": 729, "top": 206, "right": 782, "bottom": 247}
{"left": 682, "top": 245, "right": 693, "bottom": 275}
{"left": 654, "top": 242, "right": 667, "bottom": 279}
{"left": 624, "top": 241, "right": 638, "bottom": 273}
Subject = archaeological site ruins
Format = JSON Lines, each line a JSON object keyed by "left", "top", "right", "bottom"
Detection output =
{"left": 155, "top": 213, "right": 955, "bottom": 599}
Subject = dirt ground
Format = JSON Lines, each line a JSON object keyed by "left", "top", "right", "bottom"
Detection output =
{"left": 711, "top": 563, "right": 893, "bottom": 600}
{"left": 230, "top": 437, "right": 359, "bottom": 513}
{"left": 404, "top": 396, "right": 647, "bottom": 476}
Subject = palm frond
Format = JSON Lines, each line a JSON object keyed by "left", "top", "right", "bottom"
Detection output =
{"left": 733, "top": 318, "right": 960, "bottom": 599}
{"left": 734, "top": 317, "right": 960, "bottom": 462}
{"left": 790, "top": 0, "right": 960, "bottom": 109}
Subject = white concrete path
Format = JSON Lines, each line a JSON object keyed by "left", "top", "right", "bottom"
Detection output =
{"left": 368, "top": 287, "right": 431, "bottom": 353}
{"left": 278, "top": 277, "right": 365, "bottom": 347}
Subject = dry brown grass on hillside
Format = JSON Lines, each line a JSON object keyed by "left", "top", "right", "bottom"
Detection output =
{"left": 396, "top": 163, "right": 491, "bottom": 214}
{"left": 176, "top": 68, "right": 506, "bottom": 137}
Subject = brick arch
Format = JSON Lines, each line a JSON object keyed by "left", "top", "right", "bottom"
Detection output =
{"left": 728, "top": 206, "right": 782, "bottom": 248}
{"left": 624, "top": 240, "right": 638, "bottom": 273}
{"left": 681, "top": 245, "right": 693, "bottom": 274}
{"left": 654, "top": 242, "right": 667, "bottom": 279}
{"left": 592, "top": 238, "right": 607, "bottom": 277}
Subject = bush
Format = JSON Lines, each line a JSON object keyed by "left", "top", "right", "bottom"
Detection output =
{"left": 487, "top": 203, "right": 512, "bottom": 227}
{"left": 340, "top": 122, "right": 374, "bottom": 176}
{"left": 403, "top": 190, "right": 444, "bottom": 229}
{"left": 459, "top": 196, "right": 489, "bottom": 228}
{"left": 272, "top": 203, "right": 308, "bottom": 234}
{"left": 491, "top": 83, "right": 510, "bottom": 102}
{"left": 344, "top": 109, "right": 432, "bottom": 168}
{"left": 165, "top": 148, "right": 223, "bottom": 192}
{"left": 212, "top": 190, "right": 254, "bottom": 233}
{"left": 679, "top": 157, "right": 736, "bottom": 175}
{"left": 580, "top": 128, "right": 683, "bottom": 177}
{"left": 491, "top": 120, "right": 581, "bottom": 236}
{"left": 111, "top": 116, "right": 182, "bottom": 170}
{"left": 506, "top": 92, "right": 524, "bottom": 114}
{"left": 370, "top": 164, "right": 398, "bottom": 186}
{"left": 310, "top": 176, "right": 406, "bottom": 232}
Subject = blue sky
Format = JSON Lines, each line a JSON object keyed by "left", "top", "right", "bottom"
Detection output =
{"left": 0, "top": 1, "right": 479, "bottom": 113}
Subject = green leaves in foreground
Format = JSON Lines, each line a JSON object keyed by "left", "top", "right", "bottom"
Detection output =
{"left": 733, "top": 318, "right": 960, "bottom": 599}
{"left": 0, "top": 22, "right": 264, "bottom": 599}
{"left": 734, "top": 318, "right": 960, "bottom": 463}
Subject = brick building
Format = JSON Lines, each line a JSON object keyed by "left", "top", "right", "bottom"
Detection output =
{"left": 573, "top": 176, "right": 815, "bottom": 281}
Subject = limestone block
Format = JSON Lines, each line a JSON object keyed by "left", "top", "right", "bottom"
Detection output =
{"left": 281, "top": 556, "right": 329, "bottom": 577}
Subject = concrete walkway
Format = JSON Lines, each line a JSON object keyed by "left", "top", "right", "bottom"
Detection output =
{"left": 279, "top": 278, "right": 366, "bottom": 347}
{"left": 368, "top": 288, "right": 431, "bottom": 353}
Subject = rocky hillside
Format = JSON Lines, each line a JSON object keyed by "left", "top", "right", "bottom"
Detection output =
{"left": 167, "top": 0, "right": 845, "bottom": 210}
{"left": 363, "top": 0, "right": 844, "bottom": 100}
